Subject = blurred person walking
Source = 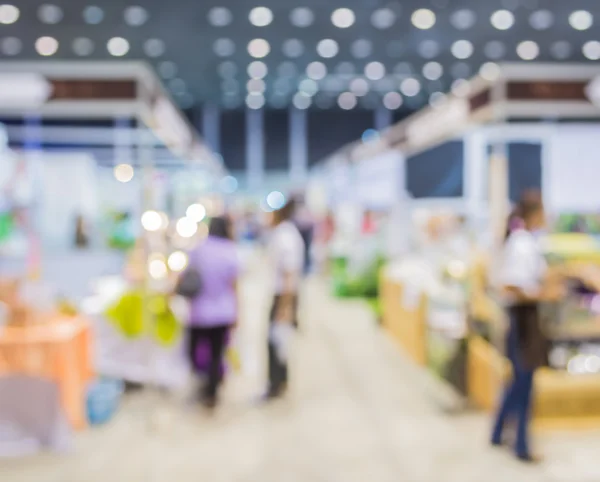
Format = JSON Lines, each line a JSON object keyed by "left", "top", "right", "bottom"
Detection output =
{"left": 181, "top": 216, "right": 239, "bottom": 409}
{"left": 491, "top": 196, "right": 562, "bottom": 462}
{"left": 265, "top": 199, "right": 305, "bottom": 399}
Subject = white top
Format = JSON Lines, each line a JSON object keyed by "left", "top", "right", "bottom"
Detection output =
{"left": 269, "top": 221, "right": 305, "bottom": 294}
{"left": 498, "top": 230, "right": 547, "bottom": 295}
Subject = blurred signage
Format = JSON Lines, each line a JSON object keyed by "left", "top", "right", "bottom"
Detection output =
{"left": 406, "top": 99, "right": 469, "bottom": 150}
{"left": 50, "top": 80, "right": 136, "bottom": 100}
{"left": 506, "top": 81, "right": 588, "bottom": 101}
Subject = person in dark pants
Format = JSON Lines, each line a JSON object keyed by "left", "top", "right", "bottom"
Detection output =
{"left": 182, "top": 216, "right": 239, "bottom": 408}
{"left": 266, "top": 200, "right": 304, "bottom": 399}
{"left": 491, "top": 196, "right": 562, "bottom": 462}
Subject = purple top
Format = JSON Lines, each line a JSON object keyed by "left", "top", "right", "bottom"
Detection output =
{"left": 188, "top": 236, "right": 239, "bottom": 327}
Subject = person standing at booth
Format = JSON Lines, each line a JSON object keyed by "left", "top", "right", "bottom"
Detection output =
{"left": 491, "top": 196, "right": 563, "bottom": 462}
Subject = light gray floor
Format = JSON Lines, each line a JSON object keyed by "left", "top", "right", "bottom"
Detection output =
{"left": 2, "top": 260, "right": 600, "bottom": 481}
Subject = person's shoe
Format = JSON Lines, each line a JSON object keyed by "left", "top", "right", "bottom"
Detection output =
{"left": 516, "top": 453, "right": 543, "bottom": 464}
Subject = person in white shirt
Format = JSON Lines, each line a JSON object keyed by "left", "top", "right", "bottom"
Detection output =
{"left": 491, "top": 197, "right": 563, "bottom": 462}
{"left": 265, "top": 199, "right": 305, "bottom": 399}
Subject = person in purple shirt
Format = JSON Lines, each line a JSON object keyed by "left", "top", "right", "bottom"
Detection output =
{"left": 184, "top": 216, "right": 239, "bottom": 408}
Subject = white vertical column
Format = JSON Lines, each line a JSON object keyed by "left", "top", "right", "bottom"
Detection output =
{"left": 289, "top": 106, "right": 308, "bottom": 184}
{"left": 202, "top": 103, "right": 221, "bottom": 155}
{"left": 463, "top": 130, "right": 487, "bottom": 225}
{"left": 374, "top": 107, "right": 392, "bottom": 132}
{"left": 114, "top": 118, "right": 132, "bottom": 165}
{"left": 246, "top": 108, "right": 264, "bottom": 191}
{"left": 489, "top": 141, "right": 509, "bottom": 248}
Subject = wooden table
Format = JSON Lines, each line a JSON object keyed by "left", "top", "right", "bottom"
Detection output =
{"left": 0, "top": 315, "right": 93, "bottom": 429}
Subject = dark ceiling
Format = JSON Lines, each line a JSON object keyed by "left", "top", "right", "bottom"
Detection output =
{"left": 1, "top": 0, "right": 600, "bottom": 113}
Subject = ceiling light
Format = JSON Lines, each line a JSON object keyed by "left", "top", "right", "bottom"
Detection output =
{"left": 114, "top": 164, "right": 134, "bottom": 183}
{"left": 450, "top": 9, "right": 476, "bottom": 30}
{"left": 249, "top": 7, "right": 273, "bottom": 27}
{"left": 490, "top": 10, "right": 514, "bottom": 30}
{"left": 323, "top": 76, "right": 345, "bottom": 92}
{"left": 583, "top": 41, "right": 600, "bottom": 61}
{"left": 364, "top": 62, "right": 385, "bottom": 81}
{"left": 159, "top": 61, "right": 177, "bottom": 79}
{"left": 529, "top": 10, "right": 553, "bottom": 30}
{"left": 0, "top": 4, "right": 19, "bottom": 24}
{"left": 186, "top": 204, "right": 206, "bottom": 223}
{"left": 306, "top": 62, "right": 327, "bottom": 80}
{"left": 266, "top": 191, "right": 286, "bottom": 210}
{"left": 418, "top": 40, "right": 440, "bottom": 59}
{"left": 479, "top": 62, "right": 501, "bottom": 81}
{"left": 429, "top": 92, "right": 446, "bottom": 108}
{"left": 331, "top": 8, "right": 355, "bottom": 28}
{"left": 351, "top": 39, "right": 372, "bottom": 59}
{"left": 1, "top": 37, "right": 21, "bottom": 55}
{"left": 35, "top": 36, "right": 59, "bottom": 56}
{"left": 317, "top": 39, "right": 339, "bottom": 58}
{"left": 176, "top": 217, "right": 198, "bottom": 238}
{"left": 550, "top": 41, "right": 572, "bottom": 60}
{"left": 213, "top": 38, "right": 235, "bottom": 57}
{"left": 72, "top": 37, "right": 94, "bottom": 57}
{"left": 371, "top": 8, "right": 396, "bottom": 29}
{"left": 400, "top": 78, "right": 421, "bottom": 97}
{"left": 124, "top": 6, "right": 149, "bottom": 26}
{"left": 451, "top": 40, "right": 474, "bottom": 59}
{"left": 338, "top": 92, "right": 357, "bottom": 110}
{"left": 248, "top": 61, "right": 268, "bottom": 79}
{"left": 221, "top": 78, "right": 239, "bottom": 95}
{"left": 278, "top": 61, "right": 297, "bottom": 77}
{"left": 107, "top": 37, "right": 130, "bottom": 57}
{"left": 569, "top": 10, "right": 593, "bottom": 31}
{"left": 290, "top": 7, "right": 313, "bottom": 27}
{"left": 451, "top": 62, "right": 471, "bottom": 78}
{"left": 411, "top": 9, "right": 436, "bottom": 30}
{"left": 516, "top": 40, "right": 539, "bottom": 60}
{"left": 383, "top": 92, "right": 403, "bottom": 110}
{"left": 248, "top": 38, "right": 270, "bottom": 58}
{"left": 451, "top": 79, "right": 470, "bottom": 97}
{"left": 246, "top": 93, "right": 265, "bottom": 109}
{"left": 423, "top": 61, "right": 443, "bottom": 80}
{"left": 38, "top": 4, "right": 63, "bottom": 24}
{"left": 141, "top": 211, "right": 162, "bottom": 232}
{"left": 484, "top": 41, "right": 506, "bottom": 60}
{"left": 394, "top": 62, "right": 413, "bottom": 75}
{"left": 350, "top": 78, "right": 369, "bottom": 96}
{"left": 208, "top": 7, "right": 232, "bottom": 27}
{"left": 246, "top": 78, "right": 266, "bottom": 94}
{"left": 144, "top": 39, "right": 165, "bottom": 58}
{"left": 283, "top": 39, "right": 304, "bottom": 58}
{"left": 299, "top": 78, "right": 318, "bottom": 96}
{"left": 83, "top": 6, "right": 103, "bottom": 24}
{"left": 336, "top": 62, "right": 355, "bottom": 75}
{"left": 293, "top": 92, "right": 311, "bottom": 110}
{"left": 218, "top": 61, "right": 237, "bottom": 78}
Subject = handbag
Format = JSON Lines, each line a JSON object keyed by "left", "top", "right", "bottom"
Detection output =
{"left": 175, "top": 268, "right": 202, "bottom": 299}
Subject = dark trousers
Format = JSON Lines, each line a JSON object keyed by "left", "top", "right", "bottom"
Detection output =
{"left": 491, "top": 312, "right": 535, "bottom": 457}
{"left": 267, "top": 295, "right": 297, "bottom": 396}
{"left": 187, "top": 325, "right": 228, "bottom": 400}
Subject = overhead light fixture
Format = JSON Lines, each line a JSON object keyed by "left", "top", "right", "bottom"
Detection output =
{"left": 450, "top": 9, "right": 476, "bottom": 30}
{"left": 266, "top": 191, "right": 286, "bottom": 210}
{"left": 207, "top": 7, "right": 232, "bottom": 27}
{"left": 383, "top": 92, "right": 403, "bottom": 110}
{"left": 529, "top": 10, "right": 553, "bottom": 30}
{"left": 38, "top": 4, "right": 63, "bottom": 24}
{"left": 293, "top": 92, "right": 311, "bottom": 110}
{"left": 72, "top": 37, "right": 94, "bottom": 57}
{"left": 282, "top": 38, "right": 304, "bottom": 58}
{"left": 423, "top": 61, "right": 443, "bottom": 81}
{"left": 246, "top": 93, "right": 265, "bottom": 109}
{"left": 550, "top": 41, "right": 572, "bottom": 60}
{"left": 299, "top": 78, "right": 318, "bottom": 96}
{"left": 306, "top": 62, "right": 327, "bottom": 80}
{"left": 246, "top": 78, "right": 266, "bottom": 94}
{"left": 317, "top": 39, "right": 339, "bottom": 58}
{"left": 364, "top": 62, "right": 385, "bottom": 81}
{"left": 351, "top": 39, "right": 372, "bottom": 59}
{"left": 451, "top": 40, "right": 474, "bottom": 59}
{"left": 144, "top": 39, "right": 165, "bottom": 58}
{"left": 400, "top": 78, "right": 421, "bottom": 97}
{"left": 1, "top": 37, "right": 21, "bottom": 56}
{"left": 186, "top": 203, "right": 206, "bottom": 223}
{"left": 248, "top": 38, "right": 270, "bottom": 58}
{"left": 0, "top": 4, "right": 19, "bottom": 24}
{"left": 141, "top": 210, "right": 163, "bottom": 232}
{"left": 83, "top": 5, "right": 104, "bottom": 24}
{"left": 411, "top": 9, "right": 436, "bottom": 30}
{"left": 490, "top": 9, "right": 514, "bottom": 30}
{"left": 218, "top": 61, "right": 237, "bottom": 78}
{"left": 124, "top": 5, "right": 149, "bottom": 26}
{"left": 289, "top": 7, "right": 313, "bottom": 27}
{"left": 331, "top": 8, "right": 355, "bottom": 28}
{"left": 429, "top": 92, "right": 446, "bottom": 108}
{"left": 168, "top": 251, "right": 188, "bottom": 273}
{"left": 371, "top": 8, "right": 396, "bottom": 29}
{"left": 107, "top": 37, "right": 130, "bottom": 57}
{"left": 159, "top": 61, "right": 178, "bottom": 79}
{"left": 249, "top": 7, "right": 273, "bottom": 27}
{"left": 337, "top": 92, "right": 357, "bottom": 110}
{"left": 248, "top": 61, "right": 268, "bottom": 79}
{"left": 569, "top": 10, "right": 593, "bottom": 31}
{"left": 35, "top": 36, "right": 59, "bottom": 56}
{"left": 583, "top": 41, "right": 600, "bottom": 61}
{"left": 516, "top": 40, "right": 539, "bottom": 60}
{"left": 176, "top": 217, "right": 198, "bottom": 238}
{"left": 350, "top": 78, "right": 369, "bottom": 97}
{"left": 114, "top": 164, "right": 134, "bottom": 183}
{"left": 484, "top": 41, "right": 506, "bottom": 60}
{"left": 479, "top": 62, "right": 501, "bottom": 81}
{"left": 451, "top": 79, "right": 470, "bottom": 97}
{"left": 418, "top": 40, "right": 440, "bottom": 59}
{"left": 213, "top": 38, "right": 235, "bottom": 57}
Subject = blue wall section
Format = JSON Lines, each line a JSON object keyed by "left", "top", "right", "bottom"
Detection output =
{"left": 406, "top": 141, "right": 464, "bottom": 198}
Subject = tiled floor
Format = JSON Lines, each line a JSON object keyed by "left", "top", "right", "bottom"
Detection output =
{"left": 2, "top": 260, "right": 600, "bottom": 481}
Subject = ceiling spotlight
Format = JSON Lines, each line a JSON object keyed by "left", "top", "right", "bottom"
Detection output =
{"left": 278, "top": 61, "right": 297, "bottom": 77}
{"left": 451, "top": 62, "right": 471, "bottom": 78}
{"left": 266, "top": 191, "right": 286, "bottom": 210}
{"left": 114, "top": 164, "right": 134, "bottom": 183}
{"left": 484, "top": 41, "right": 506, "bottom": 60}
{"left": 451, "top": 40, "right": 474, "bottom": 59}
{"left": 317, "top": 39, "right": 339, "bottom": 58}
{"left": 423, "top": 61, "right": 443, "bottom": 81}
{"left": 248, "top": 38, "right": 270, "bottom": 58}
{"left": 248, "top": 61, "right": 268, "bottom": 79}
{"left": 490, "top": 9, "right": 514, "bottom": 30}
{"left": 290, "top": 7, "right": 314, "bottom": 27}
{"left": 418, "top": 40, "right": 440, "bottom": 59}
{"left": 0, "top": 4, "right": 19, "bottom": 24}
{"left": 299, "top": 78, "right": 318, "bottom": 96}
{"left": 569, "top": 10, "right": 593, "bottom": 31}
{"left": 583, "top": 41, "right": 600, "bottom": 61}
{"left": 400, "top": 78, "right": 421, "bottom": 97}
{"left": 176, "top": 217, "right": 198, "bottom": 239}
{"left": 450, "top": 9, "right": 476, "bottom": 30}
{"left": 213, "top": 38, "right": 235, "bottom": 57}
{"left": 479, "top": 62, "right": 501, "bottom": 81}
{"left": 371, "top": 8, "right": 396, "bottom": 29}
{"left": 144, "top": 39, "right": 165, "bottom": 58}
{"left": 218, "top": 61, "right": 237, "bottom": 78}
{"left": 550, "top": 41, "right": 572, "bottom": 60}
{"left": 246, "top": 93, "right": 265, "bottom": 109}
{"left": 383, "top": 92, "right": 403, "bottom": 110}
{"left": 107, "top": 37, "right": 130, "bottom": 57}
{"left": 38, "top": 4, "right": 63, "bottom": 24}
{"left": 1, "top": 37, "right": 21, "bottom": 55}
{"left": 141, "top": 210, "right": 162, "bottom": 232}
{"left": 208, "top": 6, "right": 232, "bottom": 27}
{"left": 83, "top": 5, "right": 103, "bottom": 24}
{"left": 517, "top": 41, "right": 539, "bottom": 61}
{"left": 451, "top": 79, "right": 470, "bottom": 97}
{"left": 337, "top": 92, "right": 357, "bottom": 110}
{"left": 159, "top": 61, "right": 177, "bottom": 79}
{"left": 429, "top": 92, "right": 446, "bottom": 108}
{"left": 124, "top": 5, "right": 149, "bottom": 26}
{"left": 336, "top": 62, "right": 356, "bottom": 75}
{"left": 35, "top": 36, "right": 59, "bottom": 56}
{"left": 350, "top": 78, "right": 369, "bottom": 97}
{"left": 293, "top": 92, "right": 312, "bottom": 110}
{"left": 72, "top": 37, "right": 94, "bottom": 57}
{"left": 249, "top": 6, "right": 273, "bottom": 27}
{"left": 411, "top": 9, "right": 436, "bottom": 30}
{"left": 365, "top": 62, "right": 385, "bottom": 81}
{"left": 306, "top": 62, "right": 327, "bottom": 80}
{"left": 246, "top": 78, "right": 266, "bottom": 94}
{"left": 351, "top": 39, "right": 373, "bottom": 59}
{"left": 529, "top": 10, "right": 553, "bottom": 30}
{"left": 331, "top": 8, "right": 355, "bottom": 28}
{"left": 394, "top": 62, "right": 413, "bottom": 75}
{"left": 283, "top": 38, "right": 304, "bottom": 58}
